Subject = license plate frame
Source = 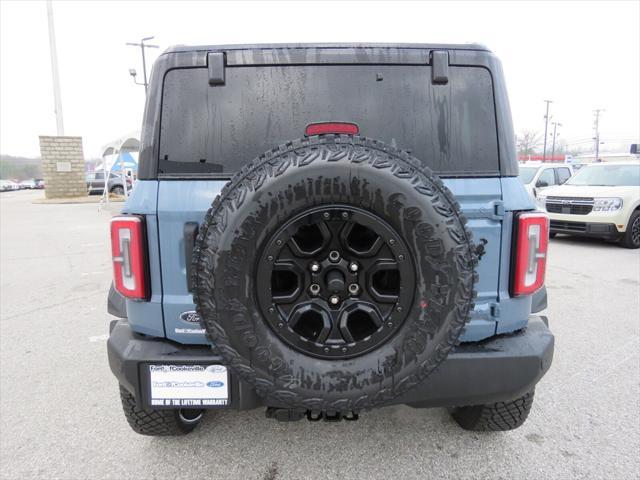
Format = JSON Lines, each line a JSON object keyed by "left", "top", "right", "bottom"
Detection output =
{"left": 143, "top": 363, "right": 230, "bottom": 409}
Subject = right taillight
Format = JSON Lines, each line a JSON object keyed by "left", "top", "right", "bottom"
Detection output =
{"left": 511, "top": 212, "right": 549, "bottom": 296}
{"left": 110, "top": 215, "right": 149, "bottom": 301}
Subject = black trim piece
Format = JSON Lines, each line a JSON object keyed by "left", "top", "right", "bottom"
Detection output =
{"left": 550, "top": 220, "right": 621, "bottom": 240}
{"left": 184, "top": 222, "right": 199, "bottom": 292}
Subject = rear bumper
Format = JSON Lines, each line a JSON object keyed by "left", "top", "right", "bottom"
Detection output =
{"left": 549, "top": 220, "right": 621, "bottom": 240}
{"left": 108, "top": 316, "right": 554, "bottom": 410}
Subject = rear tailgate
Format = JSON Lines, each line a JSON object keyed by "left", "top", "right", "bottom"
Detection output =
{"left": 157, "top": 178, "right": 505, "bottom": 344}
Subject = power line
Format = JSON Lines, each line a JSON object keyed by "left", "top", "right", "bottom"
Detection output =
{"left": 593, "top": 109, "right": 605, "bottom": 162}
{"left": 551, "top": 122, "right": 562, "bottom": 158}
{"left": 542, "top": 100, "right": 553, "bottom": 160}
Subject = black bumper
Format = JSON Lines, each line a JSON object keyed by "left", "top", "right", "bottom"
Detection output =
{"left": 550, "top": 220, "right": 621, "bottom": 240}
{"left": 108, "top": 316, "right": 554, "bottom": 410}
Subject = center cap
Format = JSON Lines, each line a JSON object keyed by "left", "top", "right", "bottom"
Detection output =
{"left": 325, "top": 269, "right": 345, "bottom": 293}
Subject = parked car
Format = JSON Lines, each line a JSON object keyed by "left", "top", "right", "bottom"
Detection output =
{"left": 539, "top": 161, "right": 640, "bottom": 248}
{"left": 519, "top": 162, "right": 573, "bottom": 200}
{"left": 107, "top": 43, "right": 554, "bottom": 436}
{"left": 19, "top": 179, "right": 36, "bottom": 189}
{"left": 86, "top": 171, "right": 132, "bottom": 196}
{"left": 0, "top": 180, "right": 20, "bottom": 191}
{"left": 34, "top": 179, "right": 45, "bottom": 189}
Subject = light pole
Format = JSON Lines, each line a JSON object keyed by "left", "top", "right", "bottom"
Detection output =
{"left": 542, "top": 100, "right": 553, "bottom": 161}
{"left": 550, "top": 122, "right": 562, "bottom": 160}
{"left": 126, "top": 36, "right": 159, "bottom": 93}
{"left": 593, "top": 109, "right": 604, "bottom": 162}
{"left": 46, "top": 0, "right": 64, "bottom": 135}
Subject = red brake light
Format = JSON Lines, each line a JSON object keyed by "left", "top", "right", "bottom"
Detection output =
{"left": 305, "top": 122, "right": 359, "bottom": 136}
{"left": 110, "top": 215, "right": 149, "bottom": 300}
{"left": 511, "top": 212, "right": 549, "bottom": 296}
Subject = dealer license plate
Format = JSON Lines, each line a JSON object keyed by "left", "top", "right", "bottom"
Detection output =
{"left": 148, "top": 364, "right": 229, "bottom": 407}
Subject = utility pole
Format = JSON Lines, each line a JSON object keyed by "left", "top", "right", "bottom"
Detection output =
{"left": 593, "top": 109, "right": 604, "bottom": 162}
{"left": 542, "top": 100, "right": 553, "bottom": 161}
{"left": 550, "top": 122, "right": 562, "bottom": 160}
{"left": 46, "top": 0, "right": 64, "bottom": 135}
{"left": 126, "top": 36, "right": 159, "bottom": 93}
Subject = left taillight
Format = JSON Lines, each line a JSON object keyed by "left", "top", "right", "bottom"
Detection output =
{"left": 110, "top": 215, "right": 149, "bottom": 301}
{"left": 511, "top": 212, "right": 549, "bottom": 297}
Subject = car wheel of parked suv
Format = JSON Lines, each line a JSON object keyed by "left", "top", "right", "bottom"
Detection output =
{"left": 621, "top": 210, "right": 640, "bottom": 249}
{"left": 110, "top": 185, "right": 125, "bottom": 196}
{"left": 119, "top": 385, "right": 206, "bottom": 436}
{"left": 450, "top": 390, "right": 534, "bottom": 431}
{"left": 191, "top": 135, "right": 478, "bottom": 416}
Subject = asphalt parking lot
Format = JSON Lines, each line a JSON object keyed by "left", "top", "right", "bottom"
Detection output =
{"left": 1, "top": 189, "right": 639, "bottom": 480}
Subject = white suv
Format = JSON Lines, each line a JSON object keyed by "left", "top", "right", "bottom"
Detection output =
{"left": 538, "top": 162, "right": 640, "bottom": 248}
{"left": 519, "top": 163, "right": 573, "bottom": 200}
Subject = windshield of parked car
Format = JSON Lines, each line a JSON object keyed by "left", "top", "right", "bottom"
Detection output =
{"left": 566, "top": 164, "right": 640, "bottom": 186}
{"left": 518, "top": 167, "right": 538, "bottom": 184}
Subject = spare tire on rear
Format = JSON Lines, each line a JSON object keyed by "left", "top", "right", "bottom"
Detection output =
{"left": 192, "top": 135, "right": 477, "bottom": 414}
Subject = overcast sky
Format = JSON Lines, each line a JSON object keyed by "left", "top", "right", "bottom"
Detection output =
{"left": 1, "top": 0, "right": 638, "bottom": 158}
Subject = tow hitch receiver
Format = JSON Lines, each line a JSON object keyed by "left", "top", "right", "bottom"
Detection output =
{"left": 265, "top": 407, "right": 359, "bottom": 422}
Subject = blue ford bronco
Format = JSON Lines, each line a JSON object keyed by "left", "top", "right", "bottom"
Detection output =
{"left": 107, "top": 43, "right": 554, "bottom": 435}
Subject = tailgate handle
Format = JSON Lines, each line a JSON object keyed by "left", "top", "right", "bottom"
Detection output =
{"left": 184, "top": 222, "right": 199, "bottom": 292}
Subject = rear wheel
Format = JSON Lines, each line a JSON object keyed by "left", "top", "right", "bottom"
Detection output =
{"left": 119, "top": 385, "right": 205, "bottom": 436}
{"left": 450, "top": 390, "right": 534, "bottom": 431}
{"left": 621, "top": 211, "right": 640, "bottom": 249}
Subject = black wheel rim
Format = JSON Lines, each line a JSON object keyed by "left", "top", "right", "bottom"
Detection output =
{"left": 632, "top": 216, "right": 640, "bottom": 246}
{"left": 256, "top": 205, "right": 415, "bottom": 360}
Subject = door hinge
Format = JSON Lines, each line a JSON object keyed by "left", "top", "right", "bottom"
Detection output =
{"left": 208, "top": 52, "right": 226, "bottom": 86}
{"left": 430, "top": 50, "right": 449, "bottom": 85}
{"left": 462, "top": 200, "right": 505, "bottom": 221}
{"left": 492, "top": 200, "right": 505, "bottom": 219}
{"left": 489, "top": 302, "right": 500, "bottom": 320}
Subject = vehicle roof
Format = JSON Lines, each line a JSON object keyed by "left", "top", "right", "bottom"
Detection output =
{"left": 519, "top": 163, "right": 570, "bottom": 169}
{"left": 163, "top": 42, "right": 490, "bottom": 54}
{"left": 582, "top": 161, "right": 640, "bottom": 166}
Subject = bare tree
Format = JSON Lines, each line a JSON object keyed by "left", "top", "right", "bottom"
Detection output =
{"left": 516, "top": 130, "right": 542, "bottom": 156}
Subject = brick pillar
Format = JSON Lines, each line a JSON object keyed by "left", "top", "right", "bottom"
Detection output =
{"left": 38, "top": 136, "right": 86, "bottom": 199}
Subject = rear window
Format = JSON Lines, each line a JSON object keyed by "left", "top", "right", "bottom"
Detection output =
{"left": 159, "top": 65, "right": 499, "bottom": 177}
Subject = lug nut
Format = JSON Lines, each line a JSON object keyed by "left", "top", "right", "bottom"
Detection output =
{"left": 310, "top": 261, "right": 320, "bottom": 273}
{"left": 309, "top": 284, "right": 321, "bottom": 296}
{"left": 389, "top": 239, "right": 396, "bottom": 246}
{"left": 349, "top": 262, "right": 359, "bottom": 272}
{"left": 329, "top": 250, "right": 340, "bottom": 262}
{"left": 323, "top": 212, "right": 331, "bottom": 219}
{"left": 329, "top": 295, "right": 340, "bottom": 305}
{"left": 341, "top": 212, "right": 349, "bottom": 219}
{"left": 348, "top": 283, "right": 360, "bottom": 295}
